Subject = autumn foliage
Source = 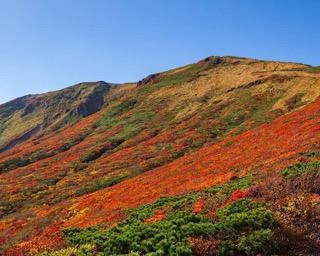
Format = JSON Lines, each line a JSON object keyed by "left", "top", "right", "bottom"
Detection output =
{"left": 0, "top": 57, "right": 320, "bottom": 255}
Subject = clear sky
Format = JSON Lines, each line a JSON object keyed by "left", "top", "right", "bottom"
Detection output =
{"left": 0, "top": 0, "right": 319, "bottom": 103}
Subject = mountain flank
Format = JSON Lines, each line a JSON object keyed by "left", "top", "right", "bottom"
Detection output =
{"left": 0, "top": 56, "right": 320, "bottom": 255}
{"left": 0, "top": 81, "right": 112, "bottom": 152}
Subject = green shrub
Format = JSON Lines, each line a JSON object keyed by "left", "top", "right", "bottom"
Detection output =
{"left": 238, "top": 229, "right": 278, "bottom": 255}
{"left": 204, "top": 175, "right": 253, "bottom": 195}
{"left": 0, "top": 149, "right": 57, "bottom": 173}
{"left": 81, "top": 149, "right": 104, "bottom": 163}
{"left": 69, "top": 162, "right": 88, "bottom": 172}
{"left": 99, "top": 99, "right": 137, "bottom": 126}
{"left": 61, "top": 177, "right": 277, "bottom": 255}
{"left": 63, "top": 212, "right": 202, "bottom": 255}
{"left": 217, "top": 229, "right": 277, "bottom": 256}
{"left": 299, "top": 150, "right": 320, "bottom": 158}
{"left": 62, "top": 197, "right": 276, "bottom": 255}
{"left": 109, "top": 99, "right": 137, "bottom": 117}
{"left": 81, "top": 139, "right": 123, "bottom": 163}
{"left": 62, "top": 226, "right": 101, "bottom": 246}
{"left": 187, "top": 199, "right": 275, "bottom": 238}
{"left": 57, "top": 131, "right": 90, "bottom": 152}
{"left": 282, "top": 161, "right": 320, "bottom": 179}
{"left": 218, "top": 240, "right": 237, "bottom": 256}
{"left": 138, "top": 63, "right": 212, "bottom": 94}
{"left": 305, "top": 66, "right": 320, "bottom": 73}
{"left": 74, "top": 175, "right": 128, "bottom": 196}
{"left": 285, "top": 93, "right": 305, "bottom": 111}
{"left": 217, "top": 199, "right": 265, "bottom": 219}
{"left": 108, "top": 123, "right": 141, "bottom": 142}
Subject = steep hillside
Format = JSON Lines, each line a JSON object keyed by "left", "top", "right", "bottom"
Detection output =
{"left": 0, "top": 56, "right": 320, "bottom": 255}
{"left": 0, "top": 81, "right": 112, "bottom": 152}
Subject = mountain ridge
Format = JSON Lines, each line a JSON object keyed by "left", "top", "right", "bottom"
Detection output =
{"left": 1, "top": 55, "right": 316, "bottom": 109}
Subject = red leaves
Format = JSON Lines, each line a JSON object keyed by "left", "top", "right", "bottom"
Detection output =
{"left": 193, "top": 199, "right": 205, "bottom": 214}
{"left": 144, "top": 209, "right": 166, "bottom": 223}
{"left": 225, "top": 189, "right": 250, "bottom": 205}
{"left": 1, "top": 95, "right": 320, "bottom": 253}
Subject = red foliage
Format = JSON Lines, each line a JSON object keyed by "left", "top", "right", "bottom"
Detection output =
{"left": 225, "top": 189, "right": 250, "bottom": 205}
{"left": 1, "top": 97, "right": 320, "bottom": 253}
{"left": 193, "top": 199, "right": 205, "bottom": 214}
{"left": 144, "top": 209, "right": 166, "bottom": 223}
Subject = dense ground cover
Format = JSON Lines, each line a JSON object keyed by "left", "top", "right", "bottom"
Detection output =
{"left": 0, "top": 56, "right": 320, "bottom": 255}
{"left": 38, "top": 156, "right": 320, "bottom": 255}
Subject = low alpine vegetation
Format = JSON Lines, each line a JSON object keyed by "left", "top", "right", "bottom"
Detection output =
{"left": 62, "top": 180, "right": 278, "bottom": 256}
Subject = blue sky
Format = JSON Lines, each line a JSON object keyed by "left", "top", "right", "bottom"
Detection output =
{"left": 0, "top": 0, "right": 319, "bottom": 103}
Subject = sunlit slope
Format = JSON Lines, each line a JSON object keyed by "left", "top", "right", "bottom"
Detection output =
{"left": 0, "top": 56, "right": 320, "bottom": 254}
{"left": 3, "top": 92, "right": 320, "bottom": 255}
{"left": 0, "top": 81, "right": 111, "bottom": 152}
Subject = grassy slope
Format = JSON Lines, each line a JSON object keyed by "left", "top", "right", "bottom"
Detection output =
{"left": 0, "top": 81, "right": 110, "bottom": 151}
{"left": 0, "top": 56, "right": 320, "bottom": 254}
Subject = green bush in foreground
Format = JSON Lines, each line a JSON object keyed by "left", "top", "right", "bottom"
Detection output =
{"left": 218, "top": 229, "right": 277, "bottom": 256}
{"left": 238, "top": 229, "right": 278, "bottom": 256}
{"left": 62, "top": 197, "right": 277, "bottom": 256}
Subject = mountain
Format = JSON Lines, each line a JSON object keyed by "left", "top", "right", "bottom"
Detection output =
{"left": 0, "top": 56, "right": 320, "bottom": 255}
{"left": 0, "top": 81, "right": 112, "bottom": 152}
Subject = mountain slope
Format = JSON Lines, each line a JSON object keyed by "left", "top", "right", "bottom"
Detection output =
{"left": 0, "top": 81, "right": 112, "bottom": 152}
{"left": 0, "top": 56, "right": 320, "bottom": 255}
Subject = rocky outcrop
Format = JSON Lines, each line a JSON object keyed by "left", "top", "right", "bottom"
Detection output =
{"left": 0, "top": 125, "right": 42, "bottom": 153}
{"left": 137, "top": 73, "right": 161, "bottom": 86}
{"left": 0, "top": 81, "right": 112, "bottom": 152}
{"left": 72, "top": 82, "right": 110, "bottom": 117}
{"left": 0, "top": 96, "right": 29, "bottom": 119}
{"left": 197, "top": 56, "right": 226, "bottom": 66}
